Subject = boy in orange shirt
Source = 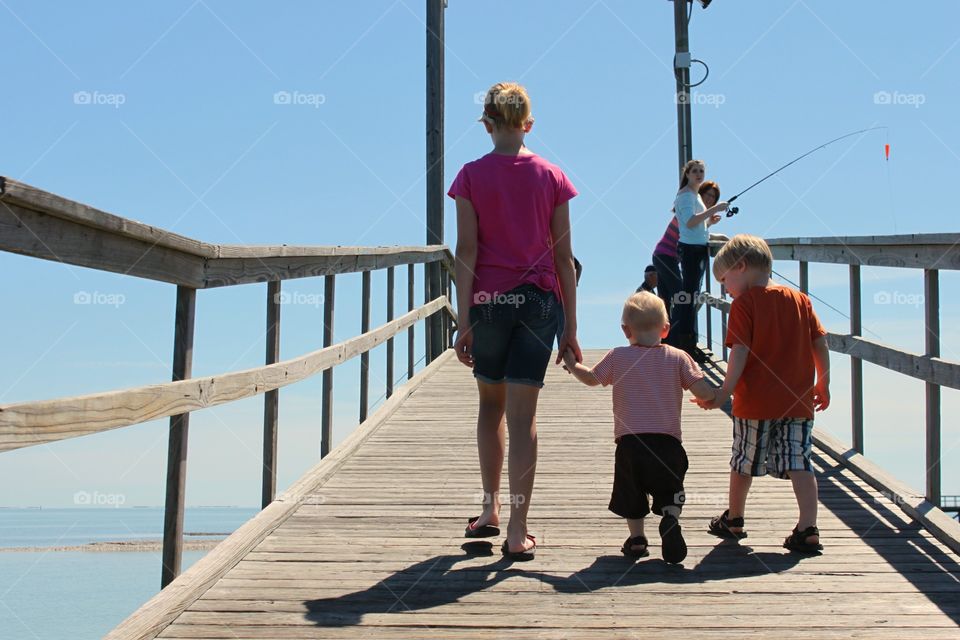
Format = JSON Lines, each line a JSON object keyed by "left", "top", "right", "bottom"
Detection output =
{"left": 695, "top": 235, "right": 830, "bottom": 553}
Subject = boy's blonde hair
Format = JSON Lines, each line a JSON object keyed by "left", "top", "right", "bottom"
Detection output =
{"left": 713, "top": 234, "right": 774, "bottom": 279}
{"left": 622, "top": 291, "right": 668, "bottom": 335}
{"left": 480, "top": 82, "right": 532, "bottom": 130}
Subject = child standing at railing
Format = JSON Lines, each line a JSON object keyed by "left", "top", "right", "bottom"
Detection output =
{"left": 561, "top": 291, "right": 716, "bottom": 563}
{"left": 450, "top": 82, "right": 581, "bottom": 561}
{"left": 695, "top": 234, "right": 831, "bottom": 553}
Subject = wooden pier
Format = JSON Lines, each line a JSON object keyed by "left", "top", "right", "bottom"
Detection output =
{"left": 111, "top": 350, "right": 960, "bottom": 639}
{"left": 1, "top": 177, "right": 959, "bottom": 638}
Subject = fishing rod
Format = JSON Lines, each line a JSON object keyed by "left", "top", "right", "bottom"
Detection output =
{"left": 725, "top": 126, "right": 888, "bottom": 216}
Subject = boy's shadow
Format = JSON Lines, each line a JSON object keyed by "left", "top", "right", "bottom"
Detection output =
{"left": 516, "top": 541, "right": 804, "bottom": 594}
{"left": 302, "top": 540, "right": 804, "bottom": 627}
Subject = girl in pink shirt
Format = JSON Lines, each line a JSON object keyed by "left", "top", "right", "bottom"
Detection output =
{"left": 449, "top": 82, "right": 580, "bottom": 560}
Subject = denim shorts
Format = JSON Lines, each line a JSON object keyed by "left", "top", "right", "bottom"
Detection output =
{"left": 468, "top": 283, "right": 564, "bottom": 388}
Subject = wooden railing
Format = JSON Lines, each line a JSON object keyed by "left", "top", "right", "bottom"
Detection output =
{"left": 700, "top": 233, "right": 960, "bottom": 509}
{"left": 0, "top": 177, "right": 457, "bottom": 587}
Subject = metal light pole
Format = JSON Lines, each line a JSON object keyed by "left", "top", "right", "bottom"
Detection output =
{"left": 673, "top": 0, "right": 694, "bottom": 171}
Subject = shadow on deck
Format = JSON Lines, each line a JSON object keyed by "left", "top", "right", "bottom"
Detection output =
{"left": 121, "top": 349, "right": 959, "bottom": 640}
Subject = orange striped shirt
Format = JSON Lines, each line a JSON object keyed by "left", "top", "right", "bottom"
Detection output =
{"left": 592, "top": 344, "right": 704, "bottom": 441}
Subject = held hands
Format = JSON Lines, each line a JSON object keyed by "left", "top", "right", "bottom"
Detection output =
{"left": 691, "top": 388, "right": 730, "bottom": 411}
{"left": 560, "top": 346, "right": 578, "bottom": 373}
{"left": 556, "top": 329, "right": 582, "bottom": 366}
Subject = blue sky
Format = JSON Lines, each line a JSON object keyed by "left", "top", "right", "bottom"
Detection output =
{"left": 1, "top": 0, "right": 957, "bottom": 507}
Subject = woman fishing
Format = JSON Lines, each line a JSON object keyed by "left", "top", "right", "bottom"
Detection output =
{"left": 672, "top": 160, "right": 728, "bottom": 358}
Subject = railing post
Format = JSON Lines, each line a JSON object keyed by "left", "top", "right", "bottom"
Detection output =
{"left": 850, "top": 264, "right": 864, "bottom": 454}
{"left": 445, "top": 267, "right": 454, "bottom": 348}
{"left": 720, "top": 283, "right": 728, "bottom": 362}
{"left": 386, "top": 266, "right": 395, "bottom": 399}
{"left": 161, "top": 285, "right": 196, "bottom": 589}
{"left": 360, "top": 270, "right": 371, "bottom": 423}
{"left": 262, "top": 280, "right": 281, "bottom": 509}
{"left": 321, "top": 275, "right": 335, "bottom": 458}
{"left": 704, "top": 257, "right": 712, "bottom": 352}
{"left": 424, "top": 262, "right": 433, "bottom": 365}
{"left": 925, "top": 269, "right": 941, "bottom": 504}
{"left": 799, "top": 261, "right": 809, "bottom": 294}
{"left": 408, "top": 263, "right": 415, "bottom": 379}
{"left": 426, "top": 0, "right": 445, "bottom": 365}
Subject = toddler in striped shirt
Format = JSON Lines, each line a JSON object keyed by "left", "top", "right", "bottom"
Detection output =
{"left": 562, "top": 291, "right": 715, "bottom": 563}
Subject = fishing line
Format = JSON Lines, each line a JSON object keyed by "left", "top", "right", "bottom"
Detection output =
{"left": 770, "top": 268, "right": 883, "bottom": 340}
{"left": 726, "top": 126, "right": 889, "bottom": 216}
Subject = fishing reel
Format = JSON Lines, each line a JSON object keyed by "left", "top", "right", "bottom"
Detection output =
{"left": 726, "top": 206, "right": 739, "bottom": 217}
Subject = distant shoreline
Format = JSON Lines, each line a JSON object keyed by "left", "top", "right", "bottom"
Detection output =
{"left": 0, "top": 537, "right": 227, "bottom": 552}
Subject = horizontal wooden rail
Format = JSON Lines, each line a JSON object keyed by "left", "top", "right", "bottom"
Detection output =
{"left": 104, "top": 350, "right": 457, "bottom": 640}
{"left": 0, "top": 177, "right": 454, "bottom": 288}
{"left": 701, "top": 296, "right": 960, "bottom": 390}
{"left": 0, "top": 296, "right": 454, "bottom": 453}
{"left": 710, "top": 234, "right": 960, "bottom": 270}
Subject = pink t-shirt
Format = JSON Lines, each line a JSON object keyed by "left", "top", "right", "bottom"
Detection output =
{"left": 447, "top": 152, "right": 577, "bottom": 305}
{"left": 591, "top": 344, "right": 704, "bottom": 442}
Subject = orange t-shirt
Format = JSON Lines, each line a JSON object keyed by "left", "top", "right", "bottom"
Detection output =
{"left": 725, "top": 284, "right": 827, "bottom": 420}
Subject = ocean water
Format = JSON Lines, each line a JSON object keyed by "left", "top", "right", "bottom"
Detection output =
{"left": 0, "top": 507, "right": 257, "bottom": 640}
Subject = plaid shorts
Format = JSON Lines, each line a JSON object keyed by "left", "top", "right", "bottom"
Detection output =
{"left": 729, "top": 417, "right": 814, "bottom": 479}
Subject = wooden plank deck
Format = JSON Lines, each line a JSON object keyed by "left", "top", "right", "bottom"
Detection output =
{"left": 150, "top": 349, "right": 959, "bottom": 639}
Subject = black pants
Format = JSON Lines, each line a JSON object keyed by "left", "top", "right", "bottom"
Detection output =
{"left": 674, "top": 242, "right": 708, "bottom": 342}
{"left": 653, "top": 253, "right": 682, "bottom": 345}
{"left": 609, "top": 434, "right": 689, "bottom": 519}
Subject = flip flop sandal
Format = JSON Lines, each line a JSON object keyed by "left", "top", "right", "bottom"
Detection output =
{"left": 464, "top": 516, "right": 500, "bottom": 538}
{"left": 783, "top": 525, "right": 823, "bottom": 553}
{"left": 708, "top": 509, "right": 747, "bottom": 539}
{"left": 621, "top": 535, "right": 650, "bottom": 559}
{"left": 501, "top": 534, "right": 536, "bottom": 561}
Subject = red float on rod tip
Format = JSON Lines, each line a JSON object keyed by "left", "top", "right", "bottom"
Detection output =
{"left": 885, "top": 143, "right": 890, "bottom": 160}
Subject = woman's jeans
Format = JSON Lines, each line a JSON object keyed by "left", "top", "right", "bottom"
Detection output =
{"left": 653, "top": 253, "right": 682, "bottom": 346}
{"left": 674, "top": 242, "right": 708, "bottom": 345}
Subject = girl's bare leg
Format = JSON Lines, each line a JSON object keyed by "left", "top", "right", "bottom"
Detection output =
{"left": 504, "top": 382, "right": 540, "bottom": 552}
{"left": 475, "top": 381, "right": 506, "bottom": 528}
